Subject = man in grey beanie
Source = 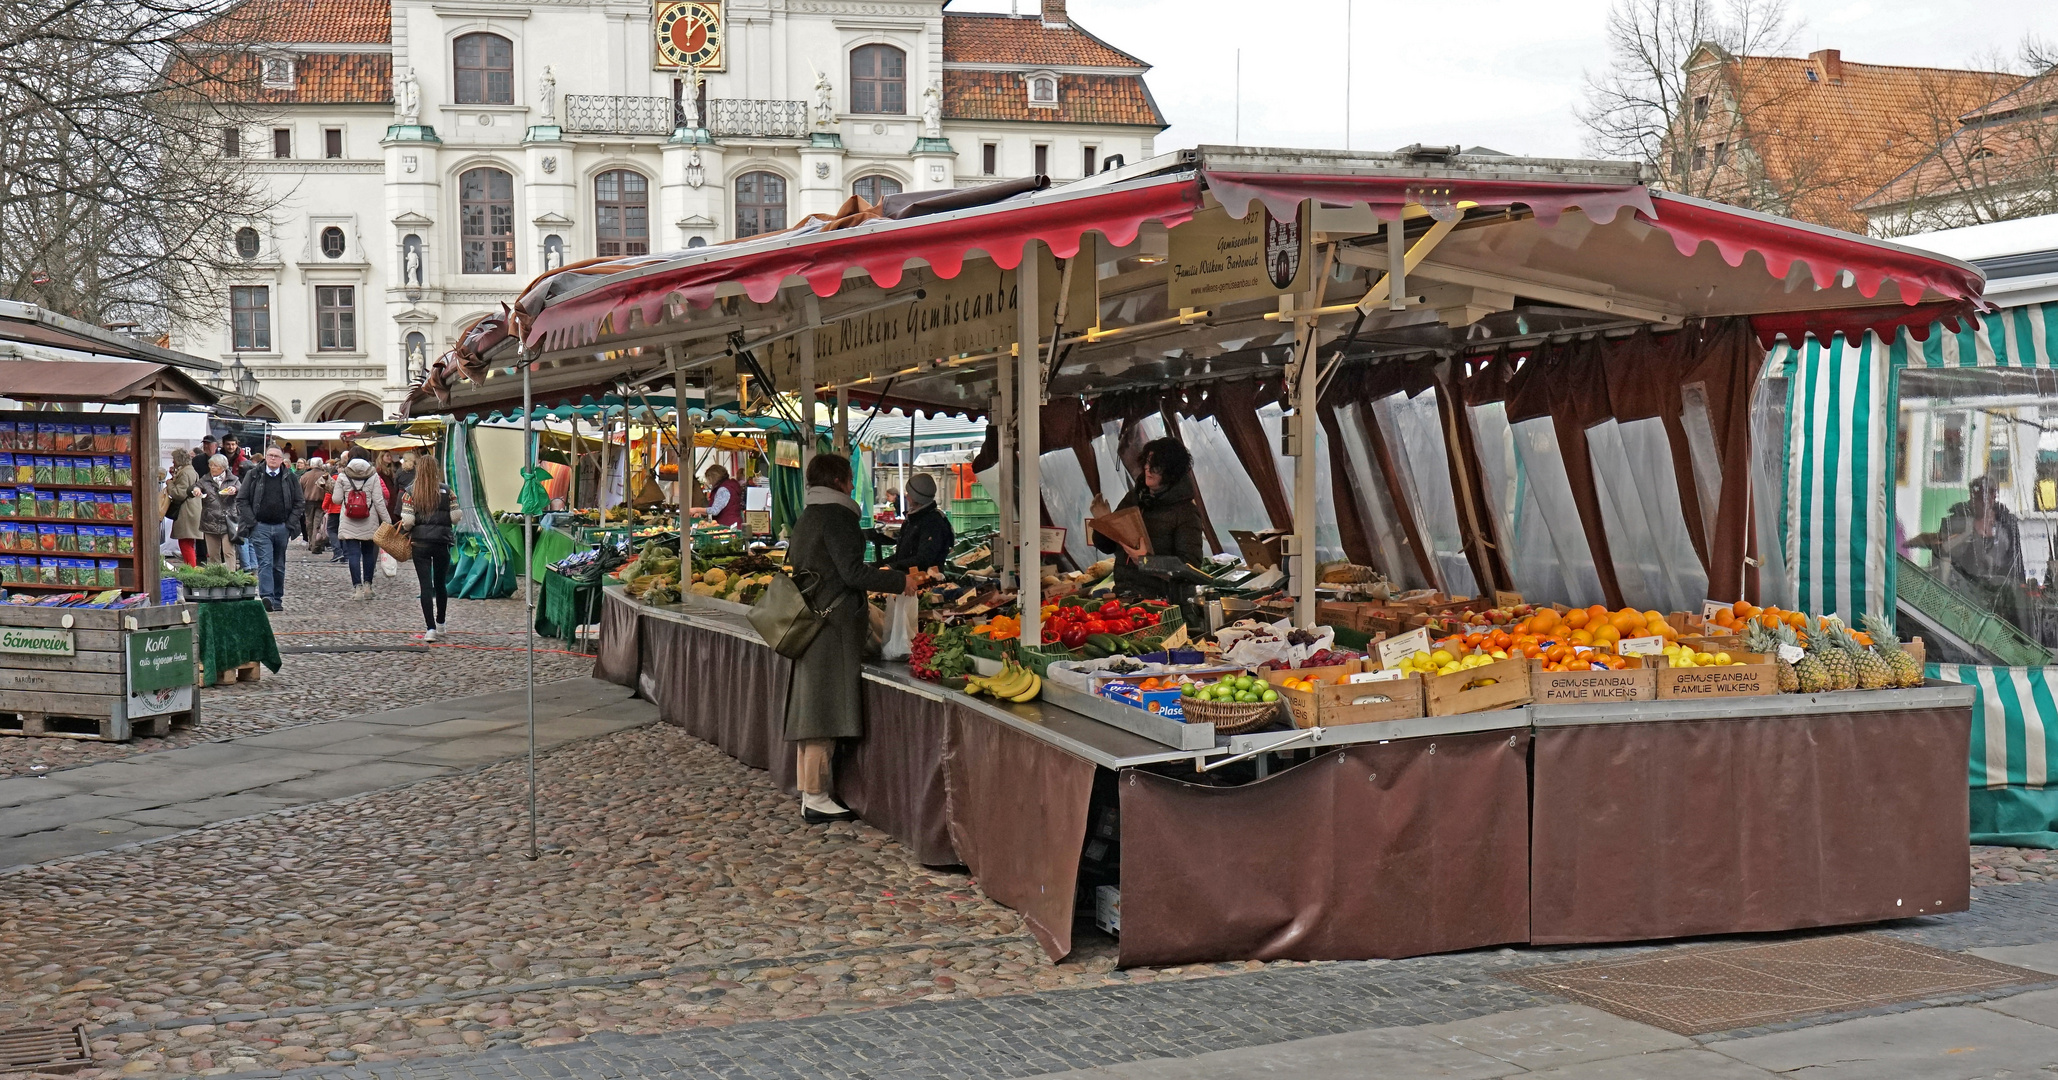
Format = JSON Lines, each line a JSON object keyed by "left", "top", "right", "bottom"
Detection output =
{"left": 864, "top": 471, "right": 953, "bottom": 571}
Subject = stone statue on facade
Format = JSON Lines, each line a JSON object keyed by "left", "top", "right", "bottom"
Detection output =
{"left": 812, "top": 66, "right": 834, "bottom": 129}
{"left": 395, "top": 67, "right": 421, "bottom": 123}
{"left": 538, "top": 64, "right": 557, "bottom": 121}
{"left": 921, "top": 84, "right": 941, "bottom": 138}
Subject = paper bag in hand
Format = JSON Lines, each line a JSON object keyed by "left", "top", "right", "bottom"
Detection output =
{"left": 1088, "top": 506, "right": 1151, "bottom": 555}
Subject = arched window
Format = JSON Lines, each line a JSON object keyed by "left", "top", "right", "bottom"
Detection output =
{"left": 453, "top": 33, "right": 513, "bottom": 105}
{"left": 1028, "top": 75, "right": 1057, "bottom": 104}
{"left": 852, "top": 174, "right": 902, "bottom": 205}
{"left": 850, "top": 44, "right": 905, "bottom": 114}
{"left": 734, "top": 171, "right": 786, "bottom": 238}
{"left": 594, "top": 169, "right": 650, "bottom": 257}
{"left": 459, "top": 167, "right": 515, "bottom": 273}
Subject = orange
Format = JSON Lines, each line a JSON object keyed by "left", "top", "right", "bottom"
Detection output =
{"left": 1732, "top": 599, "right": 1751, "bottom": 617}
{"left": 1563, "top": 609, "right": 1590, "bottom": 630}
{"left": 1569, "top": 628, "right": 1594, "bottom": 646}
{"left": 1588, "top": 604, "right": 1609, "bottom": 621}
{"left": 1531, "top": 608, "right": 1560, "bottom": 632}
{"left": 1592, "top": 623, "right": 1620, "bottom": 641}
{"left": 1713, "top": 609, "right": 1736, "bottom": 627}
{"left": 1657, "top": 622, "right": 1679, "bottom": 640}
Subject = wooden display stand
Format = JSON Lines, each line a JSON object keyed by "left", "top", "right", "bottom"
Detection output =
{"left": 0, "top": 603, "right": 199, "bottom": 740}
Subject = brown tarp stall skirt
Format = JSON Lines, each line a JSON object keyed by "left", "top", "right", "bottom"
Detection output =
{"left": 640, "top": 615, "right": 798, "bottom": 792}
{"left": 1530, "top": 708, "right": 1972, "bottom": 944}
{"left": 593, "top": 589, "right": 642, "bottom": 686}
{"left": 1116, "top": 730, "right": 1532, "bottom": 966}
{"left": 944, "top": 704, "right": 1096, "bottom": 961}
{"left": 841, "top": 680, "right": 959, "bottom": 867}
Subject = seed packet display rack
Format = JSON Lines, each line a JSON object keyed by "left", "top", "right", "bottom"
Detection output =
{"left": 0, "top": 408, "right": 151, "bottom": 599}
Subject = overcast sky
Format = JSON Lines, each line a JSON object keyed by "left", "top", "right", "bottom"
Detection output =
{"left": 950, "top": 0, "right": 2053, "bottom": 159}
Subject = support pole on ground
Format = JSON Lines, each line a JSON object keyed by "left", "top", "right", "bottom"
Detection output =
{"left": 1017, "top": 241, "right": 1043, "bottom": 648}
{"left": 521, "top": 347, "right": 538, "bottom": 861}
{"left": 996, "top": 293, "right": 1017, "bottom": 590}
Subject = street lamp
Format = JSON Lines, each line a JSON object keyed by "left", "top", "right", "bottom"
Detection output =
{"left": 231, "top": 357, "right": 258, "bottom": 401}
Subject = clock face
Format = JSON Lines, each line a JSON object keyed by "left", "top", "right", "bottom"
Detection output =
{"left": 654, "top": 1, "right": 723, "bottom": 71}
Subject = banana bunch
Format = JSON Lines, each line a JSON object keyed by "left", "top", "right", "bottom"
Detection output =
{"left": 965, "top": 659, "right": 1042, "bottom": 703}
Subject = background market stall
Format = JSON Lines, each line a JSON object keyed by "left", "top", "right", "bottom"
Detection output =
{"left": 436, "top": 147, "right": 1985, "bottom": 961}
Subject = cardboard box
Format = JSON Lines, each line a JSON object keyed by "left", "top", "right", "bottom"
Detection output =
{"left": 1229, "top": 529, "right": 1289, "bottom": 570}
{"left": 1262, "top": 660, "right": 1426, "bottom": 727}
{"left": 1655, "top": 650, "right": 1778, "bottom": 698}
{"left": 1422, "top": 656, "right": 1533, "bottom": 715}
{"left": 1529, "top": 658, "right": 1658, "bottom": 704}
{"left": 1099, "top": 681, "right": 1186, "bottom": 720}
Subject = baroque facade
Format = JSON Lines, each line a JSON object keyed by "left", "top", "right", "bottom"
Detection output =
{"left": 169, "top": 0, "right": 1166, "bottom": 420}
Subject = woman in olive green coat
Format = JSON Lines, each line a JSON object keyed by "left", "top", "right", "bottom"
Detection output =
{"left": 783, "top": 452, "right": 921, "bottom": 823}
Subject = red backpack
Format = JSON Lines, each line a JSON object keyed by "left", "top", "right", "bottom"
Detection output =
{"left": 343, "top": 478, "right": 372, "bottom": 519}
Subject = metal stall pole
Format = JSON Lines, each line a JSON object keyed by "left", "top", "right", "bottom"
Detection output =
{"left": 799, "top": 296, "right": 819, "bottom": 474}
{"left": 521, "top": 348, "right": 538, "bottom": 861}
{"left": 1290, "top": 247, "right": 1334, "bottom": 629}
{"left": 1017, "top": 241, "right": 1043, "bottom": 647}
{"left": 995, "top": 295, "right": 1017, "bottom": 589}
{"left": 673, "top": 349, "right": 692, "bottom": 541}
{"left": 835, "top": 386, "right": 850, "bottom": 455}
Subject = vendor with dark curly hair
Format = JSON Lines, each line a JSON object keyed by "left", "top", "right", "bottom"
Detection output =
{"left": 1089, "top": 436, "right": 1206, "bottom": 598}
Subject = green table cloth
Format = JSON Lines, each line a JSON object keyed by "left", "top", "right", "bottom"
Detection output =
{"left": 537, "top": 568, "right": 603, "bottom": 642}
{"left": 197, "top": 598, "right": 282, "bottom": 686}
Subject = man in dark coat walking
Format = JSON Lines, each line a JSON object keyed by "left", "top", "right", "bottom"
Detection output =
{"left": 237, "top": 445, "right": 304, "bottom": 611}
{"left": 783, "top": 453, "right": 921, "bottom": 823}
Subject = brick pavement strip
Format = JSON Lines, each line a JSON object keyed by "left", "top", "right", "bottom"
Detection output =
{"left": 0, "top": 546, "right": 595, "bottom": 778}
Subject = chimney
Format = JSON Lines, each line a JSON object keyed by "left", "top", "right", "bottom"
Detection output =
{"left": 1809, "top": 48, "right": 1843, "bottom": 85}
{"left": 1042, "top": 0, "right": 1068, "bottom": 27}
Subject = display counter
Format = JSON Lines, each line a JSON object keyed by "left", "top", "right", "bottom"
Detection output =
{"left": 595, "top": 587, "right": 1974, "bottom": 966}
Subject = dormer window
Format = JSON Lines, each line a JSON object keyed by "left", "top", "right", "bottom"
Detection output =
{"left": 261, "top": 56, "right": 295, "bottom": 90}
{"left": 1027, "top": 74, "right": 1058, "bottom": 107}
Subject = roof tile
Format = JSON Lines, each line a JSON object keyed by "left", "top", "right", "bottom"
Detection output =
{"left": 169, "top": 52, "right": 392, "bottom": 105}
{"left": 185, "top": 0, "right": 391, "bottom": 45}
{"left": 943, "top": 70, "right": 1163, "bottom": 127}
{"left": 942, "top": 13, "right": 1144, "bottom": 68}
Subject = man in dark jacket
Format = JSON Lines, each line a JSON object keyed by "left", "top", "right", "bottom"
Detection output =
{"left": 866, "top": 472, "right": 953, "bottom": 572}
{"left": 237, "top": 445, "right": 304, "bottom": 611}
{"left": 1090, "top": 437, "right": 1207, "bottom": 599}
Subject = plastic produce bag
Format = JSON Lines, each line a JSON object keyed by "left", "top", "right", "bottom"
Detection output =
{"left": 379, "top": 550, "right": 398, "bottom": 578}
{"left": 1217, "top": 618, "right": 1336, "bottom": 669}
{"left": 880, "top": 594, "right": 918, "bottom": 661}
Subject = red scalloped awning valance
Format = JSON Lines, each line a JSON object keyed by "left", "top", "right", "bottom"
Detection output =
{"left": 1749, "top": 299, "right": 1981, "bottom": 349}
{"left": 525, "top": 176, "right": 1205, "bottom": 354}
{"left": 1641, "top": 192, "right": 1985, "bottom": 308}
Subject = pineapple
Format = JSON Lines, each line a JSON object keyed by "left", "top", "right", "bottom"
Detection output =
{"left": 1863, "top": 614, "right": 1926, "bottom": 688}
{"left": 1792, "top": 637, "right": 1831, "bottom": 694}
{"left": 1834, "top": 621, "right": 1893, "bottom": 690}
{"left": 1746, "top": 621, "right": 1798, "bottom": 693}
{"left": 1809, "top": 617, "right": 1856, "bottom": 690}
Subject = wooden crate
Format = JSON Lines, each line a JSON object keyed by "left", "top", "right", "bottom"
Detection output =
{"left": 1262, "top": 660, "right": 1425, "bottom": 727}
{"left": 1529, "top": 658, "right": 1658, "bottom": 705}
{"left": 0, "top": 603, "right": 197, "bottom": 741}
{"left": 1655, "top": 650, "right": 1778, "bottom": 699}
{"left": 1422, "top": 656, "right": 1532, "bottom": 715}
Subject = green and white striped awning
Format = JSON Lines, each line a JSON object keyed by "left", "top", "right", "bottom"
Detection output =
{"left": 1906, "top": 301, "right": 2058, "bottom": 369}
{"left": 1765, "top": 331, "right": 1898, "bottom": 624}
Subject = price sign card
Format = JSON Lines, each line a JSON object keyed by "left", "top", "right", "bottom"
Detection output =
{"left": 1703, "top": 599, "right": 1739, "bottom": 620}
{"left": 1351, "top": 667, "right": 1409, "bottom": 683}
{"left": 1378, "top": 626, "right": 1431, "bottom": 670}
{"left": 1618, "top": 635, "right": 1666, "bottom": 656}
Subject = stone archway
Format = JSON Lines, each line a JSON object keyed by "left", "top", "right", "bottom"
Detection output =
{"left": 313, "top": 396, "right": 384, "bottom": 423}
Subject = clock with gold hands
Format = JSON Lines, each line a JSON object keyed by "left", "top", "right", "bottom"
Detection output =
{"left": 654, "top": 1, "right": 723, "bottom": 71}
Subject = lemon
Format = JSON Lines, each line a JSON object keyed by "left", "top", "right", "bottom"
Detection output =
{"left": 1430, "top": 649, "right": 1455, "bottom": 666}
{"left": 1714, "top": 652, "right": 1732, "bottom": 665}
{"left": 1438, "top": 662, "right": 1461, "bottom": 675}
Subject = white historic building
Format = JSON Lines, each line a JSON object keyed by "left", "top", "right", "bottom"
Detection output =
{"left": 170, "top": 0, "right": 1166, "bottom": 420}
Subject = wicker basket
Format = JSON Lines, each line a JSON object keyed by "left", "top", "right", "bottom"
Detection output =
{"left": 1180, "top": 695, "right": 1285, "bottom": 735}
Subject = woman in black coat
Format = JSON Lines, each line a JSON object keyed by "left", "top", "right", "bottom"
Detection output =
{"left": 783, "top": 453, "right": 922, "bottom": 823}
{"left": 1090, "top": 437, "right": 1207, "bottom": 598}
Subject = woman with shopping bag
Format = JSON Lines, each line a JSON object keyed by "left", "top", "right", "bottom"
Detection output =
{"left": 782, "top": 453, "right": 923, "bottom": 824}
{"left": 399, "top": 452, "right": 459, "bottom": 641}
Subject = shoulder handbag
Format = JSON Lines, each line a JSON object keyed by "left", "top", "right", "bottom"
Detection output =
{"left": 748, "top": 569, "right": 841, "bottom": 659}
{"left": 372, "top": 521, "right": 413, "bottom": 562}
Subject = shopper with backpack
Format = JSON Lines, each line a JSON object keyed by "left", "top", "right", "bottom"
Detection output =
{"left": 330, "top": 453, "right": 392, "bottom": 600}
{"left": 400, "top": 452, "right": 459, "bottom": 641}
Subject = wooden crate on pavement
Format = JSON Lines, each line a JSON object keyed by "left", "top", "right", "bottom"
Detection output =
{"left": 0, "top": 604, "right": 198, "bottom": 741}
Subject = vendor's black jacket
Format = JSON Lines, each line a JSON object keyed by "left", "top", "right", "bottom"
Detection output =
{"left": 237, "top": 463, "right": 304, "bottom": 526}
{"left": 1094, "top": 473, "right": 1206, "bottom": 595}
{"left": 867, "top": 503, "right": 953, "bottom": 571}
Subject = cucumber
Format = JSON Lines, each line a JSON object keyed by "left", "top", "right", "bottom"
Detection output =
{"left": 1086, "top": 633, "right": 1126, "bottom": 654}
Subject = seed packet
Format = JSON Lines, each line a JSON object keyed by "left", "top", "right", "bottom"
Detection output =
{"left": 32, "top": 456, "right": 52, "bottom": 484}
{"left": 53, "top": 457, "right": 76, "bottom": 485}
{"left": 37, "top": 558, "right": 58, "bottom": 585}
{"left": 93, "top": 425, "right": 113, "bottom": 451}
{"left": 33, "top": 424, "right": 53, "bottom": 452}
{"left": 92, "top": 493, "right": 111, "bottom": 521}
{"left": 89, "top": 456, "right": 111, "bottom": 486}
{"left": 112, "top": 493, "right": 131, "bottom": 521}
{"left": 54, "top": 491, "right": 74, "bottom": 520}
{"left": 10, "top": 457, "right": 26, "bottom": 485}
{"left": 97, "top": 560, "right": 119, "bottom": 588}
{"left": 115, "top": 526, "right": 133, "bottom": 554}
{"left": 109, "top": 425, "right": 131, "bottom": 455}
{"left": 57, "top": 525, "right": 76, "bottom": 552}
{"left": 74, "top": 527, "right": 94, "bottom": 555}
{"left": 112, "top": 455, "right": 132, "bottom": 487}
{"left": 52, "top": 424, "right": 74, "bottom": 452}
{"left": 0, "top": 489, "right": 12, "bottom": 519}
{"left": 0, "top": 523, "right": 15, "bottom": 552}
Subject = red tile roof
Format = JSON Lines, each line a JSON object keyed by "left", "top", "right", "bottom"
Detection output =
{"left": 1858, "top": 71, "right": 2058, "bottom": 212}
{"left": 943, "top": 70, "right": 1164, "bottom": 128}
{"left": 942, "top": 13, "right": 1144, "bottom": 69}
{"left": 168, "top": 51, "right": 393, "bottom": 105}
{"left": 1690, "top": 50, "right": 2021, "bottom": 232}
{"left": 185, "top": 0, "right": 391, "bottom": 44}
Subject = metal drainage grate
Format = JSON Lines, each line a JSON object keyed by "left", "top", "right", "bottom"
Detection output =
{"left": 1505, "top": 934, "right": 2051, "bottom": 1035}
{"left": 0, "top": 1024, "right": 91, "bottom": 1074}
